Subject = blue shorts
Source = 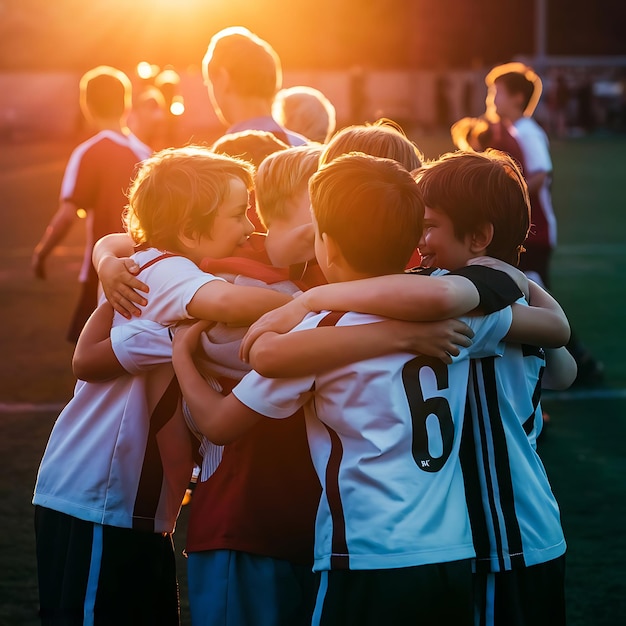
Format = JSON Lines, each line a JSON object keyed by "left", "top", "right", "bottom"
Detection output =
{"left": 187, "top": 550, "right": 318, "bottom": 626}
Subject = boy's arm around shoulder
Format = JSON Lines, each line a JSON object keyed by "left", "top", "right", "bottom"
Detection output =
{"left": 186, "top": 280, "right": 292, "bottom": 327}
{"left": 73, "top": 303, "right": 176, "bottom": 381}
{"left": 248, "top": 318, "right": 474, "bottom": 378}
{"left": 542, "top": 347, "right": 577, "bottom": 390}
{"left": 506, "top": 280, "right": 571, "bottom": 348}
{"left": 298, "top": 273, "right": 483, "bottom": 321}
{"left": 72, "top": 303, "right": 125, "bottom": 381}
{"left": 240, "top": 271, "right": 487, "bottom": 359}
{"left": 93, "top": 233, "right": 149, "bottom": 319}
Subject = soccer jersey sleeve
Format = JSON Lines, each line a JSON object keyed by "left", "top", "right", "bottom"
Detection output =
{"left": 132, "top": 251, "right": 227, "bottom": 326}
{"left": 232, "top": 312, "right": 329, "bottom": 418}
{"left": 448, "top": 265, "right": 523, "bottom": 313}
{"left": 110, "top": 320, "right": 173, "bottom": 375}
{"left": 233, "top": 369, "right": 314, "bottom": 419}
{"left": 459, "top": 306, "right": 513, "bottom": 360}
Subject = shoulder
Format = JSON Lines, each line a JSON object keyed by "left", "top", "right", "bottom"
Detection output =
{"left": 449, "top": 265, "right": 522, "bottom": 312}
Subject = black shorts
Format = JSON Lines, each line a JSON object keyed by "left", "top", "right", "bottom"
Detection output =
{"left": 34, "top": 506, "right": 180, "bottom": 626}
{"left": 66, "top": 270, "right": 99, "bottom": 344}
{"left": 314, "top": 559, "right": 473, "bottom": 626}
{"left": 473, "top": 556, "right": 566, "bottom": 626}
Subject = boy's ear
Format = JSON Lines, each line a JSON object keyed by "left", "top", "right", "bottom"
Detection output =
{"left": 177, "top": 227, "right": 201, "bottom": 251}
{"left": 212, "top": 66, "right": 232, "bottom": 92}
{"left": 470, "top": 222, "right": 494, "bottom": 254}
{"left": 321, "top": 232, "right": 341, "bottom": 268}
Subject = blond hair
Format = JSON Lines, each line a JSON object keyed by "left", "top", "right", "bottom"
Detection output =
{"left": 272, "top": 85, "right": 337, "bottom": 143}
{"left": 321, "top": 119, "right": 423, "bottom": 171}
{"left": 254, "top": 144, "right": 323, "bottom": 228}
{"left": 124, "top": 146, "right": 254, "bottom": 250}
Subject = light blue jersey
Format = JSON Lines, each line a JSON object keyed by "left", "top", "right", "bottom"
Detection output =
{"left": 461, "top": 298, "right": 566, "bottom": 572}
{"left": 234, "top": 307, "right": 512, "bottom": 572}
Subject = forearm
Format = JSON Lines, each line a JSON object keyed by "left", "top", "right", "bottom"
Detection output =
{"left": 528, "top": 281, "right": 570, "bottom": 345}
{"left": 249, "top": 322, "right": 399, "bottom": 377}
{"left": 249, "top": 318, "right": 474, "bottom": 378}
{"left": 72, "top": 303, "right": 125, "bottom": 381}
{"left": 92, "top": 233, "right": 135, "bottom": 273}
{"left": 188, "top": 283, "right": 292, "bottom": 326}
{"left": 542, "top": 347, "right": 577, "bottom": 390}
{"left": 506, "top": 304, "right": 569, "bottom": 348}
{"left": 34, "top": 202, "right": 77, "bottom": 257}
{"left": 173, "top": 348, "right": 222, "bottom": 433}
{"left": 173, "top": 346, "right": 251, "bottom": 445}
{"left": 299, "top": 274, "right": 480, "bottom": 321}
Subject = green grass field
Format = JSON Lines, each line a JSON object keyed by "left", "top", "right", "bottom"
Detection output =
{"left": 0, "top": 131, "right": 624, "bottom": 625}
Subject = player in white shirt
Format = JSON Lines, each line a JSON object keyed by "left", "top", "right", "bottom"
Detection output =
{"left": 240, "top": 150, "right": 575, "bottom": 626}
{"left": 170, "top": 153, "right": 570, "bottom": 625}
{"left": 32, "top": 147, "right": 291, "bottom": 626}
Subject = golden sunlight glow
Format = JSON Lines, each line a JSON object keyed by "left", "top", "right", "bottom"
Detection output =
{"left": 137, "top": 61, "right": 160, "bottom": 80}
{"left": 76, "top": 209, "right": 87, "bottom": 219}
{"left": 170, "top": 95, "right": 185, "bottom": 116}
{"left": 155, "top": 68, "right": 181, "bottom": 88}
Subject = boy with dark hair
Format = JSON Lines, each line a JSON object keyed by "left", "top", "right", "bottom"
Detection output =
{"left": 486, "top": 62, "right": 603, "bottom": 385}
{"left": 241, "top": 149, "right": 575, "bottom": 626}
{"left": 170, "top": 152, "right": 567, "bottom": 625}
{"left": 31, "top": 65, "right": 152, "bottom": 342}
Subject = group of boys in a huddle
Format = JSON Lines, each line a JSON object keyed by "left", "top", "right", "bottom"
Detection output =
{"left": 32, "top": 25, "right": 574, "bottom": 626}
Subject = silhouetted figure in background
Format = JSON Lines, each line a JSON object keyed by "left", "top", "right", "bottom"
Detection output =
{"left": 31, "top": 66, "right": 151, "bottom": 342}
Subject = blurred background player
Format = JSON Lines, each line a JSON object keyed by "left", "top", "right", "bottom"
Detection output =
{"left": 272, "top": 85, "right": 337, "bottom": 143}
{"left": 127, "top": 84, "right": 168, "bottom": 151}
{"left": 203, "top": 26, "right": 307, "bottom": 147}
{"left": 31, "top": 65, "right": 152, "bottom": 342}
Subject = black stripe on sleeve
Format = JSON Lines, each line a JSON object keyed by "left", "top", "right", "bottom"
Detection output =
{"left": 448, "top": 265, "right": 523, "bottom": 313}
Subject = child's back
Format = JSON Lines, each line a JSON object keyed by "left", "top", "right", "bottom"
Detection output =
{"left": 416, "top": 149, "right": 567, "bottom": 625}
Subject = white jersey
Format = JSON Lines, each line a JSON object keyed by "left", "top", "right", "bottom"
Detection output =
{"left": 513, "top": 116, "right": 557, "bottom": 248}
{"left": 461, "top": 298, "right": 566, "bottom": 572}
{"left": 233, "top": 306, "right": 512, "bottom": 572}
{"left": 33, "top": 249, "right": 224, "bottom": 533}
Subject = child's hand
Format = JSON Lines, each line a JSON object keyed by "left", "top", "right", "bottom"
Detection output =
{"left": 393, "top": 318, "right": 474, "bottom": 364}
{"left": 172, "top": 320, "right": 214, "bottom": 361}
{"left": 98, "top": 256, "right": 149, "bottom": 319}
{"left": 239, "top": 297, "right": 311, "bottom": 362}
{"left": 466, "top": 256, "right": 529, "bottom": 301}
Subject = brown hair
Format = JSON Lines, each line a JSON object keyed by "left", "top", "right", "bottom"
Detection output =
{"left": 415, "top": 150, "right": 530, "bottom": 265}
{"left": 211, "top": 129, "right": 289, "bottom": 168}
{"left": 309, "top": 152, "right": 424, "bottom": 275}
{"left": 203, "top": 27, "right": 281, "bottom": 100}
{"left": 321, "top": 119, "right": 423, "bottom": 171}
{"left": 79, "top": 65, "right": 132, "bottom": 120}
{"left": 124, "top": 146, "right": 254, "bottom": 250}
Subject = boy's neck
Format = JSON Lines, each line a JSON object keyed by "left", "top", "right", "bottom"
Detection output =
{"left": 503, "top": 110, "right": 523, "bottom": 124}
{"left": 91, "top": 117, "right": 129, "bottom": 134}
{"left": 226, "top": 98, "right": 273, "bottom": 126}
